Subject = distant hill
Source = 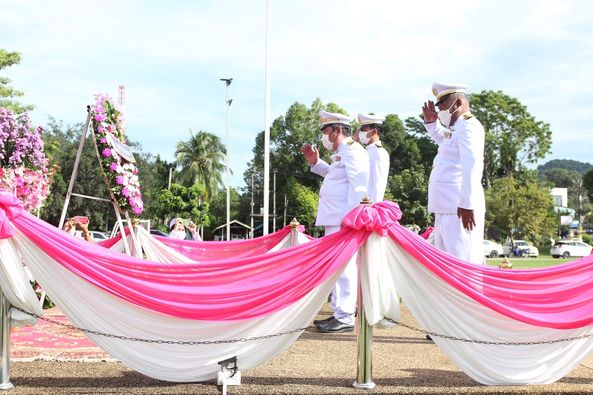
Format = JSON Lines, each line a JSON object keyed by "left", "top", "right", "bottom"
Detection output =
{"left": 538, "top": 159, "right": 593, "bottom": 175}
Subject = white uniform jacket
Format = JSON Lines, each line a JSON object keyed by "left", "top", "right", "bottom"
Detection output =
{"left": 366, "top": 141, "right": 390, "bottom": 203}
{"left": 311, "top": 138, "right": 369, "bottom": 226}
{"left": 424, "top": 113, "right": 485, "bottom": 214}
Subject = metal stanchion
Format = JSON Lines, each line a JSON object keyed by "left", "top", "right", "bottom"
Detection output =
{"left": 0, "top": 288, "right": 13, "bottom": 390}
{"left": 289, "top": 218, "right": 300, "bottom": 247}
{"left": 353, "top": 196, "right": 375, "bottom": 390}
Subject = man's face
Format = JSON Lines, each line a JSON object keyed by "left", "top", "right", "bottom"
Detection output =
{"left": 359, "top": 125, "right": 375, "bottom": 135}
{"left": 436, "top": 96, "right": 456, "bottom": 112}
{"left": 321, "top": 125, "right": 337, "bottom": 142}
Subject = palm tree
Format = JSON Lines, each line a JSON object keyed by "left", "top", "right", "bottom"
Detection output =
{"left": 175, "top": 130, "right": 227, "bottom": 201}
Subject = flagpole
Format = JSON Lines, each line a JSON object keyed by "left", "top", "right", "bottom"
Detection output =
{"left": 263, "top": 0, "right": 271, "bottom": 235}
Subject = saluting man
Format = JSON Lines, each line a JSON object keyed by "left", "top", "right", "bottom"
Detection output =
{"left": 300, "top": 110, "right": 369, "bottom": 333}
{"left": 422, "top": 83, "right": 485, "bottom": 265}
{"left": 357, "top": 114, "right": 390, "bottom": 203}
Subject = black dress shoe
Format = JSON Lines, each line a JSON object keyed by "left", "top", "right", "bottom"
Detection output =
{"left": 317, "top": 318, "right": 354, "bottom": 333}
{"left": 313, "top": 316, "right": 334, "bottom": 326}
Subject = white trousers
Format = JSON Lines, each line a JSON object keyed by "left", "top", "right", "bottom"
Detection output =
{"left": 433, "top": 212, "right": 485, "bottom": 265}
{"left": 325, "top": 226, "right": 357, "bottom": 325}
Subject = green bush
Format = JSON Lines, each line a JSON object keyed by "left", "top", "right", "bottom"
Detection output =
{"left": 583, "top": 233, "right": 592, "bottom": 246}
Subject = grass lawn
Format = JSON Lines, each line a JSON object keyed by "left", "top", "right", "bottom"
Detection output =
{"left": 486, "top": 255, "right": 578, "bottom": 269}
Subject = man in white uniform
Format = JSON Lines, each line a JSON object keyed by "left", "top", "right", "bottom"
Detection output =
{"left": 300, "top": 110, "right": 369, "bottom": 333}
{"left": 357, "top": 114, "right": 390, "bottom": 203}
{"left": 421, "top": 83, "right": 485, "bottom": 265}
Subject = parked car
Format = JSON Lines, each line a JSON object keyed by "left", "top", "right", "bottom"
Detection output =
{"left": 483, "top": 240, "right": 504, "bottom": 258}
{"left": 150, "top": 229, "right": 169, "bottom": 237}
{"left": 89, "top": 231, "right": 109, "bottom": 241}
{"left": 550, "top": 240, "right": 593, "bottom": 259}
{"left": 502, "top": 240, "right": 539, "bottom": 258}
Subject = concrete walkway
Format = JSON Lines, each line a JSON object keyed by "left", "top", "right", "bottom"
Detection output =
{"left": 9, "top": 304, "right": 593, "bottom": 394}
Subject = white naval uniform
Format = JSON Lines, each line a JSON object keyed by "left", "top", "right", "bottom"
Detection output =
{"left": 424, "top": 112, "right": 485, "bottom": 265}
{"left": 311, "top": 138, "right": 369, "bottom": 325}
{"left": 366, "top": 141, "right": 390, "bottom": 203}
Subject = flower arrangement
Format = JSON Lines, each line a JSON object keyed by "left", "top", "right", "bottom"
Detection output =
{"left": 91, "top": 94, "right": 144, "bottom": 215}
{"left": 0, "top": 108, "right": 54, "bottom": 211}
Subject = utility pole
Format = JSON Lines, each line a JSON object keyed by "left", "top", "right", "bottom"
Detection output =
{"left": 283, "top": 194, "right": 287, "bottom": 227}
{"left": 273, "top": 170, "right": 277, "bottom": 232}
{"left": 220, "top": 78, "right": 233, "bottom": 241}
{"left": 262, "top": 0, "right": 272, "bottom": 235}
{"left": 250, "top": 174, "right": 255, "bottom": 239}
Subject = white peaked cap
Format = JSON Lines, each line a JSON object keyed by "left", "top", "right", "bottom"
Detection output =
{"left": 357, "top": 113, "right": 385, "bottom": 126}
{"left": 319, "top": 110, "right": 354, "bottom": 129}
{"left": 432, "top": 83, "right": 469, "bottom": 105}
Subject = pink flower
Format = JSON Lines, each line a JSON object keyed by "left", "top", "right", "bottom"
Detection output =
{"left": 100, "top": 138, "right": 107, "bottom": 144}
{"left": 97, "top": 125, "right": 104, "bottom": 133}
{"left": 109, "top": 162, "right": 118, "bottom": 171}
{"left": 102, "top": 148, "right": 112, "bottom": 157}
{"left": 116, "top": 175, "right": 124, "bottom": 185}
{"left": 133, "top": 205, "right": 143, "bottom": 215}
{"left": 94, "top": 113, "right": 106, "bottom": 122}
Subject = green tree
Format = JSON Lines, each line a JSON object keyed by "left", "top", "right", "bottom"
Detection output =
{"left": 0, "top": 49, "right": 33, "bottom": 113}
{"left": 175, "top": 130, "right": 226, "bottom": 201}
{"left": 243, "top": 99, "right": 348, "bottom": 230}
{"left": 385, "top": 166, "right": 431, "bottom": 228}
{"left": 470, "top": 90, "right": 552, "bottom": 186}
{"left": 585, "top": 169, "right": 593, "bottom": 203}
{"left": 485, "top": 175, "right": 556, "bottom": 245}
{"left": 539, "top": 167, "right": 582, "bottom": 208}
{"left": 153, "top": 183, "right": 210, "bottom": 229}
{"left": 284, "top": 177, "right": 319, "bottom": 231}
{"left": 538, "top": 159, "right": 593, "bottom": 175}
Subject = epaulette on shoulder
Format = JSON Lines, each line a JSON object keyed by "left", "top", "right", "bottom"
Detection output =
{"left": 347, "top": 139, "right": 356, "bottom": 146}
{"left": 463, "top": 113, "right": 474, "bottom": 120}
{"left": 375, "top": 142, "right": 383, "bottom": 148}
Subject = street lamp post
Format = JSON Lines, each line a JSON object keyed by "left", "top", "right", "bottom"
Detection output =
{"left": 220, "top": 78, "right": 233, "bottom": 241}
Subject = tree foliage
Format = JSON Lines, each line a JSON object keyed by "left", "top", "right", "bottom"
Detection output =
{"left": 538, "top": 159, "right": 593, "bottom": 175}
{"left": 470, "top": 90, "right": 552, "bottom": 186}
{"left": 284, "top": 177, "right": 319, "bottom": 231}
{"left": 584, "top": 169, "right": 593, "bottom": 203}
{"left": 153, "top": 183, "right": 210, "bottom": 229}
{"left": 0, "top": 49, "right": 33, "bottom": 113}
{"left": 485, "top": 175, "right": 556, "bottom": 244}
{"left": 175, "top": 130, "right": 226, "bottom": 201}
{"left": 385, "top": 166, "right": 431, "bottom": 228}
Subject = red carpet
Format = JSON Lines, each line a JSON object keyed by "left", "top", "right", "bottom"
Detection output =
{"left": 10, "top": 307, "right": 115, "bottom": 362}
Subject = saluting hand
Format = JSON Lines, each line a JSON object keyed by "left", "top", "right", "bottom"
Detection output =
{"left": 457, "top": 207, "right": 476, "bottom": 231}
{"left": 300, "top": 143, "right": 319, "bottom": 166}
{"left": 422, "top": 100, "right": 438, "bottom": 124}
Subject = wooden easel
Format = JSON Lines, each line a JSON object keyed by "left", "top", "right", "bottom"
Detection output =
{"left": 58, "top": 106, "right": 139, "bottom": 257}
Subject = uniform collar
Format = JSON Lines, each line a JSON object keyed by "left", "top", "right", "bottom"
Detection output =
{"left": 336, "top": 137, "right": 353, "bottom": 153}
{"left": 451, "top": 111, "right": 472, "bottom": 128}
{"left": 366, "top": 140, "right": 382, "bottom": 148}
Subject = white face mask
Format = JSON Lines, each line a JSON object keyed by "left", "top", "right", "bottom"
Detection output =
{"left": 321, "top": 133, "right": 334, "bottom": 150}
{"left": 437, "top": 101, "right": 458, "bottom": 127}
{"left": 358, "top": 130, "right": 372, "bottom": 145}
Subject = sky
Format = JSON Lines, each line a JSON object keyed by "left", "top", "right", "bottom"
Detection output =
{"left": 2, "top": 0, "right": 592, "bottom": 189}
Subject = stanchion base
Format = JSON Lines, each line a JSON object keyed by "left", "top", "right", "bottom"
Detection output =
{"left": 0, "top": 382, "right": 13, "bottom": 390}
{"left": 352, "top": 381, "right": 376, "bottom": 390}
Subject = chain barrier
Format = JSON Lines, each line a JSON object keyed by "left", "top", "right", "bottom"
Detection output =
{"left": 382, "top": 318, "right": 593, "bottom": 345}
{"left": 12, "top": 307, "right": 312, "bottom": 345}
{"left": 13, "top": 307, "right": 592, "bottom": 346}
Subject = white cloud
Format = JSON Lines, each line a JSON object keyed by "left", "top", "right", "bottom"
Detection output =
{"left": 2, "top": 0, "right": 592, "bottom": 192}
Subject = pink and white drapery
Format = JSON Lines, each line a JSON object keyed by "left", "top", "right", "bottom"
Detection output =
{"left": 3, "top": 191, "right": 593, "bottom": 385}
{"left": 104, "top": 225, "right": 313, "bottom": 263}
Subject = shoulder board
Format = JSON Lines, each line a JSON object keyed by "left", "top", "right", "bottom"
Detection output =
{"left": 347, "top": 140, "right": 355, "bottom": 146}
{"left": 463, "top": 113, "right": 474, "bottom": 120}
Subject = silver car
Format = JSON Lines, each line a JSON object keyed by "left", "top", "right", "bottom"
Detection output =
{"left": 483, "top": 240, "right": 504, "bottom": 258}
{"left": 550, "top": 240, "right": 593, "bottom": 259}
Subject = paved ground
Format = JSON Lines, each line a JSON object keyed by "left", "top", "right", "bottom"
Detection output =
{"left": 8, "top": 304, "right": 593, "bottom": 394}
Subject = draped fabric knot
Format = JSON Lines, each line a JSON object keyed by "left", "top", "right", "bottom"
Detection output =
{"left": 0, "top": 191, "right": 24, "bottom": 239}
{"left": 341, "top": 200, "right": 402, "bottom": 236}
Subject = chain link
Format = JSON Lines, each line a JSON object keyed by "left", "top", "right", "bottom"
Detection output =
{"left": 14, "top": 307, "right": 592, "bottom": 346}
{"left": 382, "top": 318, "right": 593, "bottom": 345}
{"left": 13, "top": 307, "right": 311, "bottom": 345}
